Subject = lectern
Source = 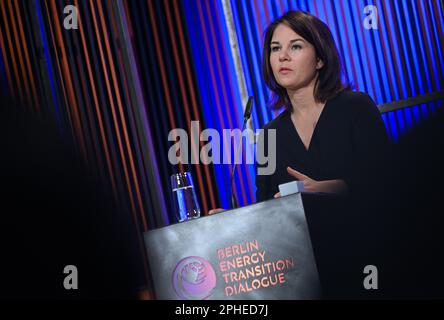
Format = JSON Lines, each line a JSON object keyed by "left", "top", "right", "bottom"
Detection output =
{"left": 143, "top": 193, "right": 321, "bottom": 299}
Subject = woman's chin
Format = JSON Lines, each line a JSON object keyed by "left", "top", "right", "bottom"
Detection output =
{"left": 278, "top": 82, "right": 300, "bottom": 91}
{"left": 277, "top": 80, "right": 297, "bottom": 88}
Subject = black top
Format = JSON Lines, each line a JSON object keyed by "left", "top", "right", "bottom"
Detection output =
{"left": 255, "top": 90, "right": 390, "bottom": 202}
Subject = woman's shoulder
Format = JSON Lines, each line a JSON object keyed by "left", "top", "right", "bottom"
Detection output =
{"left": 332, "top": 90, "right": 376, "bottom": 106}
{"left": 331, "top": 90, "right": 379, "bottom": 117}
{"left": 262, "top": 109, "right": 290, "bottom": 130}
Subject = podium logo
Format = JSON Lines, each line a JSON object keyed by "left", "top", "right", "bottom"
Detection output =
{"left": 172, "top": 256, "right": 217, "bottom": 300}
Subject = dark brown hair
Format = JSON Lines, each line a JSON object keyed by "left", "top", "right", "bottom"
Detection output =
{"left": 262, "top": 10, "right": 350, "bottom": 110}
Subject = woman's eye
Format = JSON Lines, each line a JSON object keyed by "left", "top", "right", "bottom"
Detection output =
{"left": 271, "top": 46, "right": 280, "bottom": 52}
{"left": 291, "top": 44, "right": 301, "bottom": 50}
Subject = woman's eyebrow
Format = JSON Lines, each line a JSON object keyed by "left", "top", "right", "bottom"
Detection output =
{"left": 271, "top": 38, "right": 305, "bottom": 45}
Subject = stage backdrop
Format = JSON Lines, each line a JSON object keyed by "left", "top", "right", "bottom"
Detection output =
{"left": 1, "top": 0, "right": 443, "bottom": 291}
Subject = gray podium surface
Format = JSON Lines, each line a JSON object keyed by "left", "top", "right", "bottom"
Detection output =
{"left": 143, "top": 193, "right": 321, "bottom": 300}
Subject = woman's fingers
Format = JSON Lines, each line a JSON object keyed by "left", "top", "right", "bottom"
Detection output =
{"left": 208, "top": 208, "right": 225, "bottom": 215}
{"left": 287, "top": 167, "right": 308, "bottom": 180}
{"left": 274, "top": 192, "right": 281, "bottom": 198}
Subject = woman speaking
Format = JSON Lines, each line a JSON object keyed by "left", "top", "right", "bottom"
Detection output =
{"left": 256, "top": 10, "right": 390, "bottom": 202}
{"left": 210, "top": 10, "right": 390, "bottom": 214}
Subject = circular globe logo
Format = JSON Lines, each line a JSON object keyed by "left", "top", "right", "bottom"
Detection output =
{"left": 172, "top": 256, "right": 217, "bottom": 300}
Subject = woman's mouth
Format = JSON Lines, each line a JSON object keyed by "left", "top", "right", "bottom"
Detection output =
{"left": 279, "top": 68, "right": 292, "bottom": 74}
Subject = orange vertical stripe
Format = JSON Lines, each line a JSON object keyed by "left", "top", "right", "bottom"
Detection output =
{"left": 41, "top": 1, "right": 76, "bottom": 136}
{"left": 354, "top": 0, "right": 379, "bottom": 101}
{"left": 214, "top": 0, "right": 256, "bottom": 203}
{"left": 195, "top": 0, "right": 238, "bottom": 206}
{"left": 262, "top": 0, "right": 270, "bottom": 24}
{"left": 380, "top": 1, "right": 407, "bottom": 98}
{"left": 172, "top": 1, "right": 218, "bottom": 210}
{"left": 416, "top": 0, "right": 438, "bottom": 92}
{"left": 0, "top": 7, "right": 14, "bottom": 98}
{"left": 0, "top": 1, "right": 22, "bottom": 103}
{"left": 431, "top": 1, "right": 444, "bottom": 58}
{"left": 96, "top": 0, "right": 148, "bottom": 231}
{"left": 145, "top": 0, "right": 184, "bottom": 178}
{"left": 95, "top": 1, "right": 153, "bottom": 290}
{"left": 89, "top": 0, "right": 141, "bottom": 232}
{"left": 74, "top": 0, "right": 118, "bottom": 198}
{"left": 107, "top": 2, "right": 154, "bottom": 216}
{"left": 7, "top": 0, "right": 32, "bottom": 108}
{"left": 164, "top": 1, "right": 212, "bottom": 214}
{"left": 46, "top": 0, "right": 88, "bottom": 162}
{"left": 106, "top": 2, "right": 155, "bottom": 292}
{"left": 13, "top": 0, "right": 41, "bottom": 113}
{"left": 201, "top": 1, "right": 249, "bottom": 205}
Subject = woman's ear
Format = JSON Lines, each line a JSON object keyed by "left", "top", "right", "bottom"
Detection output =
{"left": 316, "top": 57, "right": 324, "bottom": 69}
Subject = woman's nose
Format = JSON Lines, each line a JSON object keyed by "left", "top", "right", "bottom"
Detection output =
{"left": 279, "top": 49, "right": 290, "bottom": 61}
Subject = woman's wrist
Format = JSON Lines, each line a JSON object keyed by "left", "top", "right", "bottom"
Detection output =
{"left": 315, "top": 179, "right": 348, "bottom": 194}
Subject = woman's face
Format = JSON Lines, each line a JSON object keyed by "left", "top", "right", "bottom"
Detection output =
{"left": 269, "top": 23, "right": 323, "bottom": 91}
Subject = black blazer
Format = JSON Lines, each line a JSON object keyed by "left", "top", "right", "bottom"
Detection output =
{"left": 255, "top": 90, "right": 391, "bottom": 202}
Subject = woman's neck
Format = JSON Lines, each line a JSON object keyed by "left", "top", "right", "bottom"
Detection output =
{"left": 287, "top": 78, "right": 323, "bottom": 116}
